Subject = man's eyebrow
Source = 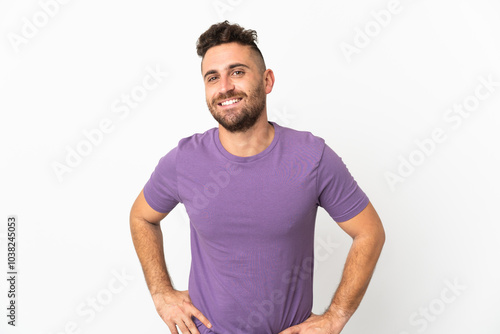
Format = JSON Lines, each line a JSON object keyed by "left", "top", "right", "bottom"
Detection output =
{"left": 203, "top": 63, "right": 250, "bottom": 80}
{"left": 228, "top": 63, "right": 250, "bottom": 70}
{"left": 203, "top": 70, "right": 218, "bottom": 80}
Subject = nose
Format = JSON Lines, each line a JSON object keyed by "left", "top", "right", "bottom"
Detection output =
{"left": 219, "top": 74, "right": 235, "bottom": 94}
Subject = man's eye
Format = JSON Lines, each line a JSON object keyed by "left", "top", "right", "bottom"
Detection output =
{"left": 233, "top": 71, "right": 244, "bottom": 76}
{"left": 208, "top": 76, "right": 218, "bottom": 82}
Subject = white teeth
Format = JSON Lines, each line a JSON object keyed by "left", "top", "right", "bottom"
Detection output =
{"left": 221, "top": 99, "right": 240, "bottom": 106}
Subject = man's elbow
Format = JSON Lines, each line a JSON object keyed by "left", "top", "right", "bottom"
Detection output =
{"left": 354, "top": 222, "right": 386, "bottom": 253}
{"left": 376, "top": 228, "right": 385, "bottom": 255}
{"left": 376, "top": 223, "right": 386, "bottom": 247}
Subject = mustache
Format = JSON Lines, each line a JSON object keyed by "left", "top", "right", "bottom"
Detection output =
{"left": 212, "top": 91, "right": 248, "bottom": 105}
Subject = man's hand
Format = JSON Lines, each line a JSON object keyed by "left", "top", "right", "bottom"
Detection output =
{"left": 131, "top": 191, "right": 212, "bottom": 333}
{"left": 279, "top": 202, "right": 385, "bottom": 334}
{"left": 153, "top": 289, "right": 212, "bottom": 334}
{"left": 278, "top": 309, "right": 349, "bottom": 334}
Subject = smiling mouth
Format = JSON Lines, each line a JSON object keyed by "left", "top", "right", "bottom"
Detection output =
{"left": 218, "top": 98, "right": 242, "bottom": 106}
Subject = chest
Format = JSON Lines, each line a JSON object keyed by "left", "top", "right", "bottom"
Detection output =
{"left": 177, "top": 159, "right": 318, "bottom": 242}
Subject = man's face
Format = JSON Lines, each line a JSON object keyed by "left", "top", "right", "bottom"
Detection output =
{"left": 202, "top": 42, "right": 267, "bottom": 133}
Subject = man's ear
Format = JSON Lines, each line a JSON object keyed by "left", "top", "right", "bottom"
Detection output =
{"left": 264, "top": 69, "right": 275, "bottom": 94}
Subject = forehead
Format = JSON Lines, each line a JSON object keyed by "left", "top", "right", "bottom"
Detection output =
{"left": 201, "top": 42, "right": 255, "bottom": 74}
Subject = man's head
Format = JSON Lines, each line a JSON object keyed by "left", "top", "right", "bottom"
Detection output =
{"left": 196, "top": 21, "right": 266, "bottom": 73}
{"left": 197, "top": 21, "right": 274, "bottom": 133}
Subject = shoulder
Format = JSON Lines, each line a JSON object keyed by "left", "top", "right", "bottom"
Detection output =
{"left": 153, "top": 127, "right": 217, "bottom": 168}
{"left": 177, "top": 126, "right": 218, "bottom": 152}
{"left": 274, "top": 122, "right": 326, "bottom": 158}
{"left": 276, "top": 122, "right": 325, "bottom": 145}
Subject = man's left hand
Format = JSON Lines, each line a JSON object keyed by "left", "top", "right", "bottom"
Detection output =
{"left": 278, "top": 312, "right": 343, "bottom": 334}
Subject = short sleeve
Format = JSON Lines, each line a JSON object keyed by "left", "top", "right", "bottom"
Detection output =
{"left": 316, "top": 144, "right": 369, "bottom": 222}
{"left": 143, "top": 147, "right": 181, "bottom": 213}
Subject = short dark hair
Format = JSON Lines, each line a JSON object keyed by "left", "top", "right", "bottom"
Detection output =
{"left": 196, "top": 21, "right": 266, "bottom": 71}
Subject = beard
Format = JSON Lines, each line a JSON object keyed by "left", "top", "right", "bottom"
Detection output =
{"left": 207, "top": 82, "right": 266, "bottom": 133}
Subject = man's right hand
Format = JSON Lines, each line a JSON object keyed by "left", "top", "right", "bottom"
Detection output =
{"left": 152, "top": 290, "right": 212, "bottom": 334}
{"left": 130, "top": 191, "right": 211, "bottom": 332}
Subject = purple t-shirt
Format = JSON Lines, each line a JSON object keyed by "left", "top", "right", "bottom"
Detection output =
{"left": 143, "top": 121, "right": 369, "bottom": 334}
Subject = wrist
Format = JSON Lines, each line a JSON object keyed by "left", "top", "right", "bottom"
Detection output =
{"left": 324, "top": 304, "right": 353, "bottom": 324}
{"left": 151, "top": 285, "right": 176, "bottom": 299}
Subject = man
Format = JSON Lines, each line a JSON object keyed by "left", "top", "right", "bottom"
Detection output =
{"left": 130, "top": 21, "right": 385, "bottom": 334}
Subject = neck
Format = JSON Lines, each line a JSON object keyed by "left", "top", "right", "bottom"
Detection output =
{"left": 218, "top": 113, "right": 275, "bottom": 157}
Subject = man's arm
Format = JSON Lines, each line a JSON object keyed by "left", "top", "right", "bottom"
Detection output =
{"left": 326, "top": 201, "right": 385, "bottom": 329}
{"left": 130, "top": 189, "right": 212, "bottom": 334}
{"left": 279, "top": 201, "right": 385, "bottom": 334}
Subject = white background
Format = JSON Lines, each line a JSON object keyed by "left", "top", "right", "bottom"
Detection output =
{"left": 1, "top": 0, "right": 499, "bottom": 333}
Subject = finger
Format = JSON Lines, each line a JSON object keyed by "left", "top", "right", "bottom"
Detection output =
{"left": 278, "top": 326, "right": 298, "bottom": 334}
{"left": 184, "top": 317, "right": 201, "bottom": 334}
{"left": 166, "top": 323, "right": 179, "bottom": 334}
{"left": 189, "top": 306, "right": 212, "bottom": 329}
{"left": 176, "top": 320, "right": 192, "bottom": 334}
